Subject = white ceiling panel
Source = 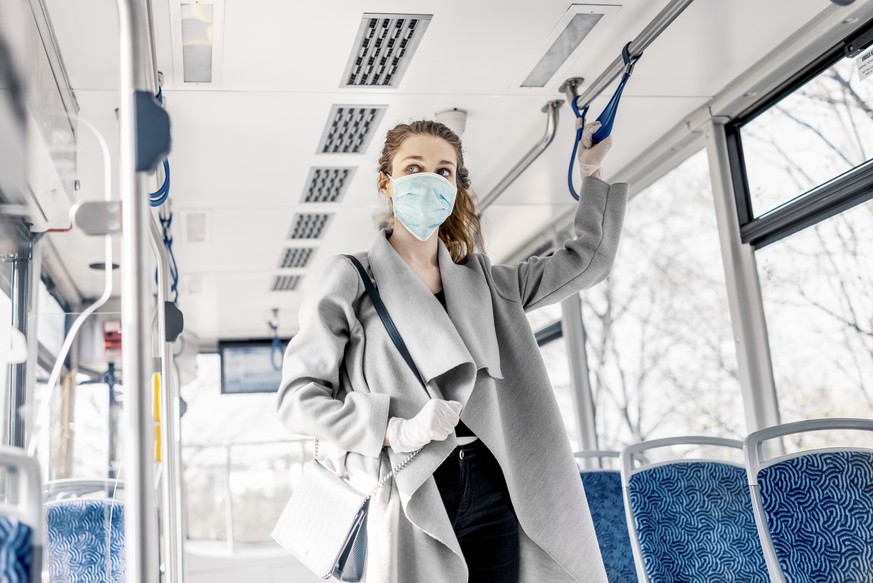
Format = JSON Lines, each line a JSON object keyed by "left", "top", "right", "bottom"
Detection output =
{"left": 480, "top": 203, "right": 578, "bottom": 263}
{"left": 39, "top": 0, "right": 849, "bottom": 343}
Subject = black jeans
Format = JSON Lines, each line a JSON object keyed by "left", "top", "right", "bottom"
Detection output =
{"left": 433, "top": 440, "right": 520, "bottom": 583}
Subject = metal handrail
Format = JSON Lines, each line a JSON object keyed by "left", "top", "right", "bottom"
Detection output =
{"left": 148, "top": 218, "right": 184, "bottom": 583}
{"left": 141, "top": 0, "right": 184, "bottom": 574}
{"left": 115, "top": 0, "right": 159, "bottom": 581}
{"left": 572, "top": 0, "right": 696, "bottom": 112}
{"left": 478, "top": 100, "right": 563, "bottom": 213}
{"left": 479, "top": 0, "right": 696, "bottom": 212}
{"left": 182, "top": 439, "right": 311, "bottom": 552}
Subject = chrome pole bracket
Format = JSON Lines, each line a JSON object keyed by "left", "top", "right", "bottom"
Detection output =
{"left": 558, "top": 77, "right": 584, "bottom": 108}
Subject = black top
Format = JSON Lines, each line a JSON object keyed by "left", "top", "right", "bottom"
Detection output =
{"left": 433, "top": 289, "right": 475, "bottom": 438}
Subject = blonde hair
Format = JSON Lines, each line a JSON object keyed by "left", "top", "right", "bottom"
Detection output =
{"left": 377, "top": 120, "right": 483, "bottom": 263}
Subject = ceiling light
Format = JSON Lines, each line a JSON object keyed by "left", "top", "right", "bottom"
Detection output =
{"left": 170, "top": 0, "right": 226, "bottom": 86}
{"left": 520, "top": 4, "right": 620, "bottom": 88}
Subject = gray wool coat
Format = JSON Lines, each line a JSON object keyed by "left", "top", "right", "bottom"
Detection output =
{"left": 276, "top": 176, "right": 628, "bottom": 582}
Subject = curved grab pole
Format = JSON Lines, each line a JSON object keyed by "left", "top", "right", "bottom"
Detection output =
{"left": 572, "top": 0, "right": 696, "bottom": 112}
{"left": 478, "top": 100, "right": 564, "bottom": 213}
{"left": 115, "top": 0, "right": 160, "bottom": 581}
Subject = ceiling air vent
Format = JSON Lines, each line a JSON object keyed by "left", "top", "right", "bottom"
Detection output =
{"left": 342, "top": 13, "right": 432, "bottom": 87}
{"left": 278, "top": 247, "right": 315, "bottom": 269}
{"left": 287, "top": 213, "right": 333, "bottom": 239}
{"left": 317, "top": 105, "right": 386, "bottom": 154}
{"left": 272, "top": 275, "right": 302, "bottom": 292}
{"left": 302, "top": 167, "right": 356, "bottom": 203}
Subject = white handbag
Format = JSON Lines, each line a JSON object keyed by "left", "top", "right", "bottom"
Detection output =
{"left": 272, "top": 255, "right": 431, "bottom": 581}
{"left": 271, "top": 456, "right": 367, "bottom": 579}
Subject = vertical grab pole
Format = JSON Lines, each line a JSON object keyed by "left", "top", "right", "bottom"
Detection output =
{"left": 148, "top": 219, "right": 184, "bottom": 583}
{"left": 116, "top": 0, "right": 160, "bottom": 581}
{"left": 140, "top": 0, "right": 185, "bottom": 575}
{"left": 561, "top": 294, "right": 598, "bottom": 467}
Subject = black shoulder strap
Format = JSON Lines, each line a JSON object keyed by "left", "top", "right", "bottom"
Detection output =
{"left": 342, "top": 255, "right": 430, "bottom": 397}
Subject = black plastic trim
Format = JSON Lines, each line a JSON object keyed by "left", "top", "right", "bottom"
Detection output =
{"left": 727, "top": 16, "right": 873, "bottom": 247}
{"left": 741, "top": 159, "right": 873, "bottom": 248}
{"left": 535, "top": 321, "right": 563, "bottom": 347}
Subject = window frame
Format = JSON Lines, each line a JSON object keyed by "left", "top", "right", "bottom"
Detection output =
{"left": 726, "top": 17, "right": 873, "bottom": 248}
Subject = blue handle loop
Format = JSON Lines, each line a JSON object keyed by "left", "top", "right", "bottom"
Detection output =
{"left": 155, "top": 209, "right": 180, "bottom": 303}
{"left": 591, "top": 42, "right": 642, "bottom": 145}
{"left": 567, "top": 41, "right": 643, "bottom": 200}
{"left": 567, "top": 103, "right": 589, "bottom": 201}
{"left": 149, "top": 88, "right": 171, "bottom": 208}
{"left": 270, "top": 331, "right": 284, "bottom": 371}
{"left": 149, "top": 159, "right": 170, "bottom": 207}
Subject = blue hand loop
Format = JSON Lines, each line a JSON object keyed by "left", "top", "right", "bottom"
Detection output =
{"left": 149, "top": 159, "right": 170, "bottom": 207}
{"left": 591, "top": 41, "right": 642, "bottom": 145}
{"left": 270, "top": 326, "right": 284, "bottom": 371}
{"left": 567, "top": 105, "right": 588, "bottom": 201}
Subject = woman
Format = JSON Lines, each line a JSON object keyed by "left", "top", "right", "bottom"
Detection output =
{"left": 276, "top": 119, "right": 627, "bottom": 582}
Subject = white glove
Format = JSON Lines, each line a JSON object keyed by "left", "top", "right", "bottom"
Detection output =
{"left": 577, "top": 121, "right": 613, "bottom": 179}
{"left": 384, "top": 399, "right": 463, "bottom": 453}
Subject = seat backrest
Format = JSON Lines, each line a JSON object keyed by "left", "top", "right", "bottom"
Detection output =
{"left": 45, "top": 499, "right": 126, "bottom": 582}
{"left": 0, "top": 516, "right": 34, "bottom": 582}
{"left": 0, "top": 446, "right": 43, "bottom": 583}
{"left": 580, "top": 470, "right": 636, "bottom": 583}
{"left": 745, "top": 418, "right": 873, "bottom": 583}
{"left": 622, "top": 436, "right": 768, "bottom": 583}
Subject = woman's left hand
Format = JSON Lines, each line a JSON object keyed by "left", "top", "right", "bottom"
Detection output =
{"left": 578, "top": 121, "right": 613, "bottom": 179}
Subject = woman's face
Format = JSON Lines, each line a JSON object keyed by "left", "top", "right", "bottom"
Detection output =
{"left": 382, "top": 135, "right": 458, "bottom": 199}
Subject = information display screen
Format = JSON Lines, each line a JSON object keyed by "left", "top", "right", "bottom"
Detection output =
{"left": 219, "top": 339, "right": 287, "bottom": 394}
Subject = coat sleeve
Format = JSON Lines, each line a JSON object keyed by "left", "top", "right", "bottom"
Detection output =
{"left": 276, "top": 255, "right": 390, "bottom": 458}
{"left": 486, "top": 176, "right": 628, "bottom": 312}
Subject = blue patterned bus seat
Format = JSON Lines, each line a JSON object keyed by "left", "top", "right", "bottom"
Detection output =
{"left": 627, "top": 461, "right": 768, "bottom": 582}
{"left": 581, "top": 471, "right": 636, "bottom": 583}
{"left": 0, "top": 516, "right": 32, "bottom": 582}
{"left": 758, "top": 450, "right": 873, "bottom": 583}
{"left": 45, "top": 499, "right": 125, "bottom": 582}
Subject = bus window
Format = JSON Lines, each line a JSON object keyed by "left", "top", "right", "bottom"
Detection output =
{"left": 582, "top": 150, "right": 745, "bottom": 450}
{"left": 1, "top": 285, "right": 11, "bottom": 441}
{"left": 182, "top": 353, "right": 309, "bottom": 547}
{"left": 528, "top": 303, "right": 582, "bottom": 450}
{"left": 757, "top": 199, "right": 873, "bottom": 429}
{"left": 742, "top": 58, "right": 873, "bottom": 218}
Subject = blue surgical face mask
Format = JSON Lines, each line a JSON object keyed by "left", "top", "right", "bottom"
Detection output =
{"left": 390, "top": 172, "right": 458, "bottom": 241}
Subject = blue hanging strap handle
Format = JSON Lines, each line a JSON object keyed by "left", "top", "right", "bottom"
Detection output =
{"left": 158, "top": 208, "right": 180, "bottom": 303}
{"left": 567, "top": 42, "right": 643, "bottom": 200}
{"left": 591, "top": 42, "right": 642, "bottom": 144}
{"left": 270, "top": 324, "right": 283, "bottom": 371}
{"left": 567, "top": 101, "right": 590, "bottom": 201}
{"left": 149, "top": 159, "right": 170, "bottom": 207}
{"left": 149, "top": 87, "right": 171, "bottom": 208}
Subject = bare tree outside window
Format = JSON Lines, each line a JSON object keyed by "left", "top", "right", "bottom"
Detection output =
{"left": 743, "top": 57, "right": 873, "bottom": 448}
{"left": 580, "top": 151, "right": 745, "bottom": 450}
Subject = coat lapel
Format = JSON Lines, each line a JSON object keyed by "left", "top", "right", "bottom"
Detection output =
{"left": 368, "top": 230, "right": 472, "bottom": 389}
{"left": 436, "top": 241, "right": 503, "bottom": 380}
{"left": 367, "top": 229, "right": 503, "bottom": 392}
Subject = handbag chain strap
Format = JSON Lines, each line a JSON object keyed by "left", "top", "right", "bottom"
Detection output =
{"left": 313, "top": 438, "right": 422, "bottom": 501}
{"left": 308, "top": 255, "right": 435, "bottom": 500}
